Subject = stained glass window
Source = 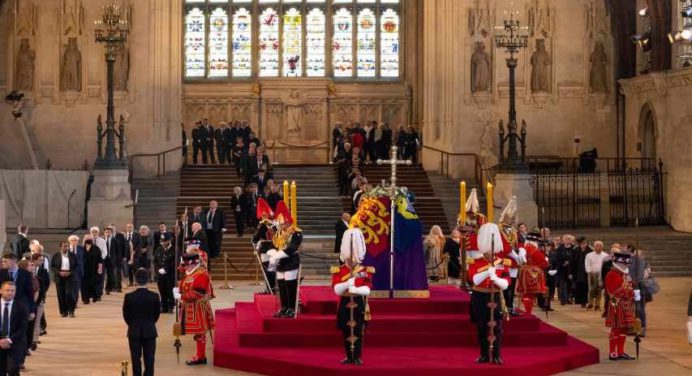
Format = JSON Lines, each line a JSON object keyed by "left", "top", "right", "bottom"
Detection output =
{"left": 357, "top": 8, "right": 376, "bottom": 78}
{"left": 282, "top": 8, "right": 302, "bottom": 77}
{"left": 380, "top": 8, "right": 399, "bottom": 77}
{"left": 208, "top": 8, "right": 229, "bottom": 77}
{"left": 183, "top": 0, "right": 401, "bottom": 80}
{"left": 184, "top": 7, "right": 206, "bottom": 77}
{"left": 332, "top": 8, "right": 353, "bottom": 77}
{"left": 259, "top": 8, "right": 280, "bottom": 77}
{"left": 232, "top": 8, "right": 252, "bottom": 77}
{"left": 306, "top": 8, "right": 325, "bottom": 77}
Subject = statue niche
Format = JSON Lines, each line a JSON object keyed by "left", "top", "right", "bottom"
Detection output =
{"left": 15, "top": 39, "right": 35, "bottom": 91}
{"left": 61, "top": 37, "right": 82, "bottom": 92}
{"left": 471, "top": 41, "right": 491, "bottom": 93}
{"left": 284, "top": 90, "right": 304, "bottom": 134}
{"left": 114, "top": 44, "right": 130, "bottom": 91}
{"left": 530, "top": 39, "right": 551, "bottom": 93}
{"left": 589, "top": 41, "right": 608, "bottom": 93}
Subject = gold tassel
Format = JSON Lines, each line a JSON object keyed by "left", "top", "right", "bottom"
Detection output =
{"left": 364, "top": 297, "right": 372, "bottom": 322}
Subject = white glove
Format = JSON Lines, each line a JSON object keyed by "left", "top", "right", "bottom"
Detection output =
{"left": 347, "top": 277, "right": 356, "bottom": 287}
{"left": 172, "top": 287, "right": 181, "bottom": 300}
{"left": 487, "top": 266, "right": 496, "bottom": 276}
{"left": 548, "top": 270, "right": 558, "bottom": 276}
{"left": 158, "top": 268, "right": 166, "bottom": 275}
{"left": 634, "top": 289, "right": 641, "bottom": 302}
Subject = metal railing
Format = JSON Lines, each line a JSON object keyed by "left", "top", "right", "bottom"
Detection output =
{"left": 128, "top": 145, "right": 184, "bottom": 182}
{"left": 421, "top": 146, "right": 493, "bottom": 190}
{"left": 525, "top": 156, "right": 658, "bottom": 174}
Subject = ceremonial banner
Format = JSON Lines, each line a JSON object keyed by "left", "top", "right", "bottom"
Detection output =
{"left": 351, "top": 193, "right": 429, "bottom": 298}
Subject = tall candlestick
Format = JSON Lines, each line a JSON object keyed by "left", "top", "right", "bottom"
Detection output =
{"left": 486, "top": 182, "right": 494, "bottom": 223}
{"left": 283, "top": 180, "right": 290, "bottom": 207}
{"left": 290, "top": 181, "right": 297, "bottom": 225}
{"left": 460, "top": 181, "right": 467, "bottom": 225}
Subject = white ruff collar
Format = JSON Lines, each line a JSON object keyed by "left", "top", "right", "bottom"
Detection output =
{"left": 613, "top": 263, "right": 629, "bottom": 274}
{"left": 186, "top": 264, "right": 200, "bottom": 275}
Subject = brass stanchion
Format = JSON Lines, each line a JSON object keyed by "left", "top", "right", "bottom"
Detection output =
{"left": 218, "top": 253, "right": 233, "bottom": 290}
{"left": 248, "top": 254, "right": 262, "bottom": 286}
{"left": 121, "top": 361, "right": 129, "bottom": 376}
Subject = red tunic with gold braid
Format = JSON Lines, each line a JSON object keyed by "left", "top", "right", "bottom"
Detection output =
{"left": 604, "top": 268, "right": 635, "bottom": 329}
{"left": 516, "top": 243, "right": 549, "bottom": 295}
{"left": 331, "top": 264, "right": 375, "bottom": 290}
{"left": 179, "top": 267, "right": 215, "bottom": 335}
{"left": 467, "top": 256, "right": 512, "bottom": 292}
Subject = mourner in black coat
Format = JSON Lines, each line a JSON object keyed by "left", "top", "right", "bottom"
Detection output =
{"left": 123, "top": 269, "right": 161, "bottom": 376}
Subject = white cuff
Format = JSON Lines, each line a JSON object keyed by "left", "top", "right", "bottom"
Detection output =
{"left": 333, "top": 281, "right": 350, "bottom": 296}
{"left": 493, "top": 278, "right": 509, "bottom": 290}
{"left": 348, "top": 285, "right": 371, "bottom": 296}
{"left": 472, "top": 270, "right": 490, "bottom": 286}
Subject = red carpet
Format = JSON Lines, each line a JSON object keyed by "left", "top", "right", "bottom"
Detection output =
{"left": 214, "top": 286, "right": 599, "bottom": 376}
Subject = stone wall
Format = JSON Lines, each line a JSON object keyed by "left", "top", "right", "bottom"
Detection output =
{"left": 420, "top": 0, "right": 618, "bottom": 178}
{"left": 619, "top": 68, "right": 692, "bottom": 233}
{"left": 0, "top": 0, "right": 182, "bottom": 176}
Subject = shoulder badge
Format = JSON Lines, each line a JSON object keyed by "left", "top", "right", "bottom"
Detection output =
{"left": 503, "top": 259, "right": 512, "bottom": 266}
{"left": 466, "top": 257, "right": 475, "bottom": 265}
{"left": 330, "top": 266, "right": 340, "bottom": 274}
{"left": 366, "top": 266, "right": 376, "bottom": 274}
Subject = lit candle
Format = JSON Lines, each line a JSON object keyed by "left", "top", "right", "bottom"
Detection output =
{"left": 459, "top": 181, "right": 467, "bottom": 225}
{"left": 290, "top": 181, "right": 297, "bottom": 226}
{"left": 486, "top": 182, "right": 494, "bottom": 223}
{"left": 283, "top": 180, "right": 290, "bottom": 207}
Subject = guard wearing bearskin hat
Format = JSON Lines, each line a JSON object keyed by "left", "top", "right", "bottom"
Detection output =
{"left": 331, "top": 226, "right": 374, "bottom": 365}
{"left": 468, "top": 223, "right": 511, "bottom": 365}
{"left": 459, "top": 189, "right": 488, "bottom": 280}
{"left": 604, "top": 251, "right": 637, "bottom": 361}
{"left": 252, "top": 198, "right": 278, "bottom": 294}
{"left": 515, "top": 229, "right": 549, "bottom": 315}
{"left": 173, "top": 249, "right": 215, "bottom": 365}
{"left": 266, "top": 201, "right": 303, "bottom": 318}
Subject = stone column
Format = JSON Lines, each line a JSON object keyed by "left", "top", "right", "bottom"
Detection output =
{"left": 87, "top": 169, "right": 133, "bottom": 229}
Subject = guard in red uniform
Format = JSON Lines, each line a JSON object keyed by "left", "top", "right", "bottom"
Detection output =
{"left": 497, "top": 196, "right": 522, "bottom": 316}
{"left": 604, "top": 252, "right": 636, "bottom": 361}
{"left": 459, "top": 189, "right": 488, "bottom": 275}
{"left": 516, "top": 230, "right": 549, "bottom": 315}
{"left": 173, "top": 252, "right": 215, "bottom": 365}
{"left": 331, "top": 227, "right": 374, "bottom": 365}
{"left": 468, "top": 223, "right": 511, "bottom": 365}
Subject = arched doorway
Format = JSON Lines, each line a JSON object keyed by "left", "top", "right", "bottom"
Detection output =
{"left": 638, "top": 103, "right": 657, "bottom": 170}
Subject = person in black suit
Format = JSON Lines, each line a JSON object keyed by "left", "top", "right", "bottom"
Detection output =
{"left": 181, "top": 123, "right": 188, "bottom": 166}
{"left": 29, "top": 253, "right": 49, "bottom": 351}
{"left": 191, "top": 123, "right": 202, "bottom": 164}
{"left": 9, "top": 226, "right": 29, "bottom": 259}
{"left": 204, "top": 201, "right": 226, "bottom": 260}
{"left": 124, "top": 224, "right": 142, "bottom": 287}
{"left": 0, "top": 281, "right": 29, "bottom": 376}
{"left": 188, "top": 206, "right": 206, "bottom": 228}
{"left": 245, "top": 184, "right": 259, "bottom": 230}
{"left": 252, "top": 169, "right": 269, "bottom": 192}
{"left": 103, "top": 227, "right": 119, "bottom": 294}
{"left": 80, "top": 239, "right": 103, "bottom": 304}
{"left": 201, "top": 119, "right": 215, "bottom": 164}
{"left": 50, "top": 242, "right": 78, "bottom": 317}
{"left": 190, "top": 223, "right": 208, "bottom": 252}
{"left": 123, "top": 269, "right": 161, "bottom": 376}
{"left": 334, "top": 213, "right": 350, "bottom": 255}
{"left": 223, "top": 123, "right": 236, "bottom": 165}
{"left": 230, "top": 187, "right": 248, "bottom": 237}
{"left": 214, "top": 123, "right": 226, "bottom": 164}
{"left": 0, "top": 254, "right": 36, "bottom": 319}
{"left": 152, "top": 223, "right": 173, "bottom": 253}
{"left": 109, "top": 224, "right": 126, "bottom": 292}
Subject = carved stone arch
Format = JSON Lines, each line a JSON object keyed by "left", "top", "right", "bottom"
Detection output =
{"left": 637, "top": 101, "right": 658, "bottom": 168}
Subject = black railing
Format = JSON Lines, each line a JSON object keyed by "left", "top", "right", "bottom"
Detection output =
{"left": 128, "top": 145, "right": 184, "bottom": 183}
{"left": 535, "top": 173, "right": 602, "bottom": 229}
{"left": 421, "top": 146, "right": 493, "bottom": 188}
{"left": 608, "top": 164, "right": 665, "bottom": 226}
{"left": 525, "top": 156, "right": 658, "bottom": 174}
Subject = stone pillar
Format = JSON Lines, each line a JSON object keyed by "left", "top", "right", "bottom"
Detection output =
{"left": 493, "top": 173, "right": 538, "bottom": 228}
{"left": 87, "top": 169, "right": 133, "bottom": 229}
{"left": 0, "top": 200, "right": 6, "bottom": 252}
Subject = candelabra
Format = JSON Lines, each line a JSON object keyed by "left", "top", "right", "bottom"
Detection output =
{"left": 94, "top": 4, "right": 129, "bottom": 169}
{"left": 494, "top": 13, "right": 529, "bottom": 172}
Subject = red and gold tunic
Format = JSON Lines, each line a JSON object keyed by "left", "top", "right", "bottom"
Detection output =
{"left": 467, "top": 256, "right": 511, "bottom": 292}
{"left": 516, "top": 243, "right": 549, "bottom": 295}
{"left": 330, "top": 264, "right": 375, "bottom": 291}
{"left": 179, "top": 267, "right": 215, "bottom": 335}
{"left": 604, "top": 268, "right": 635, "bottom": 329}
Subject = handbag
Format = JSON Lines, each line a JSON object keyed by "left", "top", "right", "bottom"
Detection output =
{"left": 643, "top": 275, "right": 661, "bottom": 296}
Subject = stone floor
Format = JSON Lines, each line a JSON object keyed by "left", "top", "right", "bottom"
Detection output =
{"left": 23, "top": 277, "right": 692, "bottom": 376}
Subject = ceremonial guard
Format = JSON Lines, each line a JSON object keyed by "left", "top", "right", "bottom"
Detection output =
{"left": 459, "top": 189, "right": 488, "bottom": 277}
{"left": 173, "top": 251, "right": 215, "bottom": 365}
{"left": 267, "top": 201, "right": 303, "bottom": 318}
{"left": 498, "top": 197, "right": 522, "bottom": 316}
{"left": 251, "top": 198, "right": 277, "bottom": 294}
{"left": 154, "top": 233, "right": 176, "bottom": 313}
{"left": 468, "top": 223, "right": 511, "bottom": 365}
{"left": 516, "top": 229, "right": 549, "bottom": 315}
{"left": 604, "top": 252, "right": 637, "bottom": 361}
{"left": 331, "top": 226, "right": 374, "bottom": 365}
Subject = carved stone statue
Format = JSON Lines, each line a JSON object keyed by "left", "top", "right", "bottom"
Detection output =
{"left": 530, "top": 39, "right": 551, "bottom": 93}
{"left": 471, "top": 41, "right": 491, "bottom": 93}
{"left": 113, "top": 44, "right": 130, "bottom": 91}
{"left": 61, "top": 37, "right": 82, "bottom": 92}
{"left": 285, "top": 90, "right": 304, "bottom": 133}
{"left": 15, "top": 39, "right": 35, "bottom": 91}
{"left": 63, "top": 0, "right": 83, "bottom": 36}
{"left": 16, "top": 1, "right": 35, "bottom": 37}
{"left": 589, "top": 42, "right": 608, "bottom": 93}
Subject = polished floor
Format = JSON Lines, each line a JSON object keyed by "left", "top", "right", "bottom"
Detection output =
{"left": 23, "top": 277, "right": 692, "bottom": 376}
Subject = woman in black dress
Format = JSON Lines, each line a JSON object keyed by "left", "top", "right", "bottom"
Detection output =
{"left": 81, "top": 238, "right": 103, "bottom": 304}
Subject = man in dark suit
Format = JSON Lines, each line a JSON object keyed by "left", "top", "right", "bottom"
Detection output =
{"left": 124, "top": 224, "right": 142, "bottom": 287}
{"left": 103, "top": 227, "right": 120, "bottom": 295}
{"left": 123, "top": 269, "right": 161, "bottom": 376}
{"left": 110, "top": 224, "right": 126, "bottom": 292}
{"left": 223, "top": 123, "right": 236, "bottom": 165}
{"left": 152, "top": 223, "right": 173, "bottom": 252}
{"left": 50, "top": 241, "right": 78, "bottom": 317}
{"left": 205, "top": 200, "right": 226, "bottom": 261}
{"left": 0, "top": 281, "right": 29, "bottom": 376}
{"left": 188, "top": 206, "right": 206, "bottom": 228}
{"left": 334, "top": 213, "right": 350, "bottom": 255}
{"left": 201, "top": 118, "right": 215, "bottom": 164}
{"left": 0, "top": 254, "right": 36, "bottom": 319}
{"left": 9, "top": 226, "right": 29, "bottom": 259}
{"left": 191, "top": 123, "right": 202, "bottom": 164}
{"left": 214, "top": 123, "right": 226, "bottom": 164}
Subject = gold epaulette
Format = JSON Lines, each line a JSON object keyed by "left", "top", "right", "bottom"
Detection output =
{"left": 366, "top": 266, "right": 375, "bottom": 274}
{"left": 466, "top": 257, "right": 475, "bottom": 265}
{"left": 502, "top": 259, "right": 512, "bottom": 267}
{"left": 330, "top": 266, "right": 340, "bottom": 274}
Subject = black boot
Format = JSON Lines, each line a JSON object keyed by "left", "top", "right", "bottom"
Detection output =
{"left": 285, "top": 279, "right": 298, "bottom": 317}
{"left": 341, "top": 338, "right": 354, "bottom": 364}
{"left": 274, "top": 280, "right": 288, "bottom": 318}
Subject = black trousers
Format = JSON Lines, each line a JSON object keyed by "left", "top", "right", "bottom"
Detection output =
{"left": 129, "top": 336, "right": 156, "bottom": 376}
{"left": 113, "top": 261, "right": 123, "bottom": 291}
{"left": 104, "top": 256, "right": 116, "bottom": 292}
{"left": 574, "top": 280, "right": 588, "bottom": 305}
{"left": 193, "top": 143, "right": 204, "bottom": 164}
{"left": 0, "top": 348, "right": 21, "bottom": 376}
{"left": 337, "top": 295, "right": 366, "bottom": 361}
{"left": 205, "top": 141, "right": 216, "bottom": 163}
{"left": 157, "top": 274, "right": 175, "bottom": 312}
{"left": 234, "top": 212, "right": 245, "bottom": 236}
{"left": 217, "top": 144, "right": 226, "bottom": 164}
{"left": 277, "top": 279, "right": 298, "bottom": 311}
{"left": 81, "top": 278, "right": 99, "bottom": 303}
{"left": 503, "top": 277, "right": 516, "bottom": 311}
{"left": 207, "top": 230, "right": 221, "bottom": 259}
{"left": 547, "top": 274, "right": 557, "bottom": 300}
{"left": 470, "top": 291, "right": 504, "bottom": 359}
{"left": 56, "top": 275, "right": 75, "bottom": 314}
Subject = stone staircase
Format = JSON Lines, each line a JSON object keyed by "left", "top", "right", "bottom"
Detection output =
{"left": 427, "top": 171, "right": 485, "bottom": 232}
{"left": 132, "top": 171, "right": 180, "bottom": 230}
